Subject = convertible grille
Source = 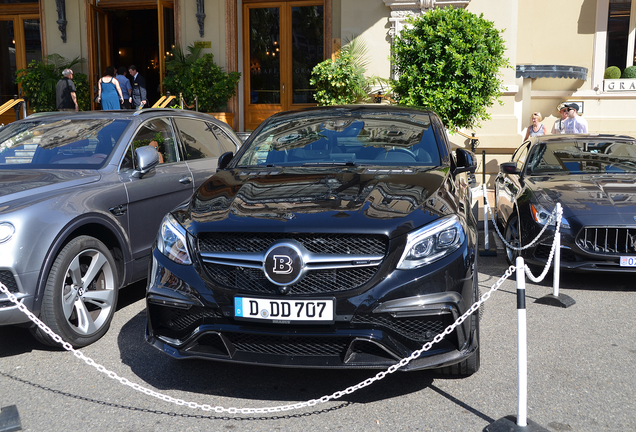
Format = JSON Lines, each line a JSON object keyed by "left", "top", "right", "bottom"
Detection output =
{"left": 576, "top": 227, "right": 636, "bottom": 255}
{"left": 202, "top": 264, "right": 378, "bottom": 294}
{"left": 198, "top": 233, "right": 388, "bottom": 255}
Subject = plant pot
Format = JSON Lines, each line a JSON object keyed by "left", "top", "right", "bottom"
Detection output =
{"left": 207, "top": 112, "right": 235, "bottom": 130}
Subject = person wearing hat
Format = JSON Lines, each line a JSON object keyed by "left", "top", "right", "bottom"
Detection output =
{"left": 551, "top": 104, "right": 568, "bottom": 134}
{"left": 563, "top": 103, "right": 588, "bottom": 134}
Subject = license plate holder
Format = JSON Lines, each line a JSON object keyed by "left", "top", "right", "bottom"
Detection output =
{"left": 619, "top": 256, "right": 636, "bottom": 267}
{"left": 234, "top": 297, "right": 334, "bottom": 324}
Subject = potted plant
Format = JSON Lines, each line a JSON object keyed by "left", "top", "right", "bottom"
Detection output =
{"left": 163, "top": 44, "right": 241, "bottom": 128}
{"left": 15, "top": 54, "right": 89, "bottom": 112}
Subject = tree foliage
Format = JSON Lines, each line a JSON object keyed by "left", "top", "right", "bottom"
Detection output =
{"left": 391, "top": 8, "right": 510, "bottom": 130}
{"left": 163, "top": 45, "right": 241, "bottom": 112}
{"left": 15, "top": 54, "right": 89, "bottom": 112}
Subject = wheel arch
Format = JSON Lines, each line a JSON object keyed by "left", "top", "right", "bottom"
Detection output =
{"left": 31, "top": 214, "right": 132, "bottom": 316}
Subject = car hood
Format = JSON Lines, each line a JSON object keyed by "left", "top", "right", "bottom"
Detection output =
{"left": 0, "top": 169, "right": 101, "bottom": 208}
{"left": 181, "top": 167, "right": 454, "bottom": 238}
{"left": 528, "top": 175, "right": 636, "bottom": 222}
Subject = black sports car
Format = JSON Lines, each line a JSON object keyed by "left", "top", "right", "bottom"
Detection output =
{"left": 495, "top": 133, "right": 636, "bottom": 271}
{"left": 146, "top": 105, "right": 480, "bottom": 374}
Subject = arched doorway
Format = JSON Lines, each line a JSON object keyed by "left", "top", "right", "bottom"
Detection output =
{"left": 88, "top": 1, "right": 174, "bottom": 108}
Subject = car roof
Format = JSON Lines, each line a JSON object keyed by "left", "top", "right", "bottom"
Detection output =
{"left": 24, "top": 108, "right": 223, "bottom": 122}
{"left": 267, "top": 104, "right": 437, "bottom": 119}
{"left": 531, "top": 133, "right": 636, "bottom": 143}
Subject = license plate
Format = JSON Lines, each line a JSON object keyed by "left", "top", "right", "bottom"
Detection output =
{"left": 620, "top": 256, "right": 636, "bottom": 267}
{"left": 234, "top": 297, "right": 334, "bottom": 323}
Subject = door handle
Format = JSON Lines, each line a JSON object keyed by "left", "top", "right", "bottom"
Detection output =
{"left": 282, "top": 83, "right": 285, "bottom": 93}
{"left": 179, "top": 176, "right": 192, "bottom": 184}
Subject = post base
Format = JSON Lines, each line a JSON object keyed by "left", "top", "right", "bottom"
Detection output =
{"left": 0, "top": 405, "right": 21, "bottom": 432}
{"left": 485, "top": 415, "right": 549, "bottom": 432}
{"left": 479, "top": 231, "right": 498, "bottom": 256}
{"left": 535, "top": 293, "right": 576, "bottom": 308}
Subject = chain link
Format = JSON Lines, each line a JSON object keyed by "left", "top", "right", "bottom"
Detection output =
{"left": 482, "top": 193, "right": 563, "bottom": 283}
{"left": 0, "top": 263, "right": 516, "bottom": 414}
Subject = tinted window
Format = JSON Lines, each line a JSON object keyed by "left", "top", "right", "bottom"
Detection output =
{"left": 211, "top": 123, "right": 239, "bottom": 154}
{"left": 0, "top": 119, "right": 128, "bottom": 169}
{"left": 237, "top": 112, "right": 440, "bottom": 167}
{"left": 512, "top": 142, "right": 530, "bottom": 172}
{"left": 174, "top": 118, "right": 221, "bottom": 160}
{"left": 130, "top": 118, "right": 179, "bottom": 164}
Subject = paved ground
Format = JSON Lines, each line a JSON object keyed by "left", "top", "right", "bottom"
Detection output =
{"left": 1, "top": 235, "right": 635, "bottom": 432}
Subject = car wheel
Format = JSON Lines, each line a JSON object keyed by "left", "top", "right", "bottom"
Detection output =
{"left": 504, "top": 213, "right": 521, "bottom": 266}
{"left": 434, "top": 314, "right": 481, "bottom": 377}
{"left": 32, "top": 236, "right": 119, "bottom": 348}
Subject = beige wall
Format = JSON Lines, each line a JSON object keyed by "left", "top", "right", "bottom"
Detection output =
{"left": 43, "top": 0, "right": 88, "bottom": 74}
{"left": 181, "top": 0, "right": 227, "bottom": 68}
{"left": 340, "top": 0, "right": 391, "bottom": 79}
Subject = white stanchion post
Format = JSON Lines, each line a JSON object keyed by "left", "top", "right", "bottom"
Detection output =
{"left": 516, "top": 256, "right": 528, "bottom": 428}
{"left": 553, "top": 231, "right": 561, "bottom": 297}
{"left": 483, "top": 183, "right": 490, "bottom": 251}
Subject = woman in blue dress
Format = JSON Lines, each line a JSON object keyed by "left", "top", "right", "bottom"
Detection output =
{"left": 97, "top": 66, "right": 124, "bottom": 110}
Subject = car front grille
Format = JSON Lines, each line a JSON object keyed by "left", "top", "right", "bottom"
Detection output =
{"left": 576, "top": 227, "right": 636, "bottom": 255}
{"left": 198, "top": 232, "right": 388, "bottom": 255}
{"left": 197, "top": 233, "right": 388, "bottom": 295}
{"left": 225, "top": 333, "right": 349, "bottom": 356}
{"left": 149, "top": 305, "right": 223, "bottom": 333}
{"left": 203, "top": 263, "right": 379, "bottom": 295}
{"left": 351, "top": 314, "right": 446, "bottom": 342}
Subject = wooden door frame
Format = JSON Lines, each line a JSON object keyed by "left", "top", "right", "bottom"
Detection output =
{"left": 238, "top": 0, "right": 330, "bottom": 131}
{"left": 87, "top": 4, "right": 111, "bottom": 110}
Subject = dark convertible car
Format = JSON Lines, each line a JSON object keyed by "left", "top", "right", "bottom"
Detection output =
{"left": 146, "top": 105, "right": 481, "bottom": 374}
{"left": 495, "top": 134, "right": 636, "bottom": 271}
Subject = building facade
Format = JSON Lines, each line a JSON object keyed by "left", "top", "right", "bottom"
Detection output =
{"left": 1, "top": 0, "right": 635, "bottom": 181}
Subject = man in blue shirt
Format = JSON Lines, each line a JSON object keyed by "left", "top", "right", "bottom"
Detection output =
{"left": 115, "top": 67, "right": 132, "bottom": 109}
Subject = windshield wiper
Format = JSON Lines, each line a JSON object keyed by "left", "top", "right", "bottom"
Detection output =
{"left": 302, "top": 161, "right": 359, "bottom": 167}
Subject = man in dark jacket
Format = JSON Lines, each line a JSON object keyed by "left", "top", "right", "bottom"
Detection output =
{"left": 56, "top": 69, "right": 78, "bottom": 112}
{"left": 128, "top": 65, "right": 147, "bottom": 109}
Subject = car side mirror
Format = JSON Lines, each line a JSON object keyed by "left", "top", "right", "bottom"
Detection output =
{"left": 217, "top": 151, "right": 234, "bottom": 170}
{"left": 454, "top": 148, "right": 477, "bottom": 174}
{"left": 132, "top": 146, "right": 160, "bottom": 178}
{"left": 499, "top": 162, "right": 520, "bottom": 175}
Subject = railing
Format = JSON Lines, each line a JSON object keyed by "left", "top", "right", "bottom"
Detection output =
{"left": 151, "top": 95, "right": 177, "bottom": 108}
{"left": 0, "top": 97, "right": 27, "bottom": 120}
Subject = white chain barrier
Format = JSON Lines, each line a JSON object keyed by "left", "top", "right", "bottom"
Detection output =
{"left": 482, "top": 192, "right": 563, "bottom": 283}
{"left": 0, "top": 263, "right": 517, "bottom": 415}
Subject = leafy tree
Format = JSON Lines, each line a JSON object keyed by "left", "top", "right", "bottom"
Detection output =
{"left": 391, "top": 8, "right": 511, "bottom": 130}
{"left": 15, "top": 54, "right": 88, "bottom": 112}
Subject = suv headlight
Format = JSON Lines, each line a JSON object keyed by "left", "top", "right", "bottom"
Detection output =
{"left": 397, "top": 215, "right": 466, "bottom": 270}
{"left": 530, "top": 203, "right": 570, "bottom": 229}
{"left": 157, "top": 214, "right": 192, "bottom": 265}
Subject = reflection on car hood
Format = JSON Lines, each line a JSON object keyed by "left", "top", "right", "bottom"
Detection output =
{"left": 184, "top": 167, "right": 453, "bottom": 238}
{"left": 529, "top": 175, "right": 636, "bottom": 215}
{"left": 0, "top": 169, "right": 100, "bottom": 205}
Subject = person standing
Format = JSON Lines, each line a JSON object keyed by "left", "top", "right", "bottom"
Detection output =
{"left": 523, "top": 112, "right": 547, "bottom": 140}
{"left": 128, "top": 65, "right": 147, "bottom": 109}
{"left": 97, "top": 66, "right": 124, "bottom": 110}
{"left": 56, "top": 68, "right": 78, "bottom": 112}
{"left": 115, "top": 66, "right": 132, "bottom": 109}
{"left": 563, "top": 103, "right": 589, "bottom": 134}
{"left": 551, "top": 104, "right": 568, "bottom": 134}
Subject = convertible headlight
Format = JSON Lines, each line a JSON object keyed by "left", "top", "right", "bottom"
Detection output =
{"left": 157, "top": 214, "right": 192, "bottom": 265}
{"left": 530, "top": 203, "right": 570, "bottom": 229}
{"left": 0, "top": 222, "right": 15, "bottom": 243}
{"left": 397, "top": 215, "right": 466, "bottom": 270}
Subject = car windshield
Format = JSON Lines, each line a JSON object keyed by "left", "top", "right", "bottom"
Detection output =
{"left": 0, "top": 118, "right": 129, "bottom": 169}
{"left": 526, "top": 140, "right": 636, "bottom": 175}
{"left": 236, "top": 112, "right": 441, "bottom": 167}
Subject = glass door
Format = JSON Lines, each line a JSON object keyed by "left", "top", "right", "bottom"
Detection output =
{"left": 243, "top": 1, "right": 324, "bottom": 131}
{"left": 158, "top": 1, "right": 175, "bottom": 95}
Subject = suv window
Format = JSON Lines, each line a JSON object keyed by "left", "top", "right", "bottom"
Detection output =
{"left": 126, "top": 118, "right": 179, "bottom": 167}
{"left": 174, "top": 118, "right": 221, "bottom": 160}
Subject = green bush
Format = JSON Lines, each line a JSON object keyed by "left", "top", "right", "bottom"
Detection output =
{"left": 391, "top": 7, "right": 511, "bottom": 130}
{"left": 15, "top": 54, "right": 89, "bottom": 112}
{"left": 621, "top": 65, "right": 636, "bottom": 79}
{"left": 605, "top": 66, "right": 621, "bottom": 79}
{"left": 310, "top": 52, "right": 368, "bottom": 106}
{"left": 163, "top": 45, "right": 240, "bottom": 112}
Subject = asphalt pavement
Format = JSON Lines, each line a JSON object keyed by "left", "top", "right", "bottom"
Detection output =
{"left": 1, "top": 234, "right": 635, "bottom": 432}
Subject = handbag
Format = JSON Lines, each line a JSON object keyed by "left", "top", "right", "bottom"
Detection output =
{"left": 94, "top": 94, "right": 100, "bottom": 103}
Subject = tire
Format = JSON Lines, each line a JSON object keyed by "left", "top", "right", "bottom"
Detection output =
{"left": 504, "top": 213, "right": 521, "bottom": 266}
{"left": 32, "top": 236, "right": 119, "bottom": 348}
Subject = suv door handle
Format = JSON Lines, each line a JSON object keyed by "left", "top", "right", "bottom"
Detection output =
{"left": 179, "top": 176, "right": 192, "bottom": 184}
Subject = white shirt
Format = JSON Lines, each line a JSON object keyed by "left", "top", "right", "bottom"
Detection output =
{"left": 563, "top": 115, "right": 588, "bottom": 134}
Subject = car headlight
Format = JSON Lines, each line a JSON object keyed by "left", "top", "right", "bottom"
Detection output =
{"left": 0, "top": 222, "right": 15, "bottom": 243}
{"left": 157, "top": 214, "right": 192, "bottom": 265}
{"left": 397, "top": 215, "right": 466, "bottom": 270}
{"left": 530, "top": 203, "right": 570, "bottom": 229}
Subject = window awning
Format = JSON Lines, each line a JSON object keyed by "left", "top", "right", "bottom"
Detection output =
{"left": 516, "top": 65, "right": 588, "bottom": 80}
